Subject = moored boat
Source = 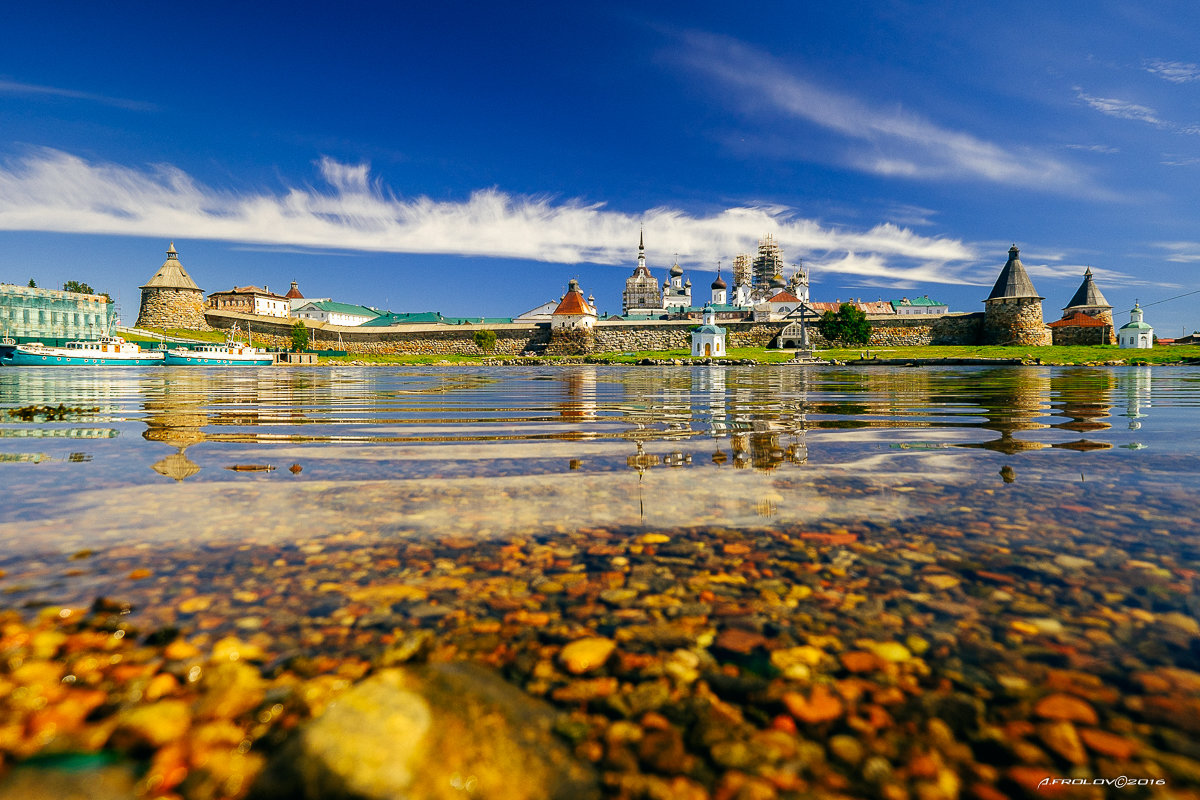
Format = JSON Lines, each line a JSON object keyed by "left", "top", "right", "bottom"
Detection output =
{"left": 163, "top": 337, "right": 273, "bottom": 366}
{"left": 0, "top": 335, "right": 165, "bottom": 366}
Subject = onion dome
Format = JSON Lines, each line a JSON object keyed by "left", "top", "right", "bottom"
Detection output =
{"left": 711, "top": 271, "right": 727, "bottom": 290}
{"left": 670, "top": 261, "right": 683, "bottom": 278}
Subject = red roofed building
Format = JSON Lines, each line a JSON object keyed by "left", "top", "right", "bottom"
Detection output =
{"left": 551, "top": 279, "right": 597, "bottom": 330}
{"left": 1047, "top": 311, "right": 1113, "bottom": 346}
{"left": 753, "top": 289, "right": 804, "bottom": 321}
{"left": 208, "top": 285, "right": 290, "bottom": 318}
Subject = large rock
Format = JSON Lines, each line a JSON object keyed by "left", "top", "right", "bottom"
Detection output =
{"left": 251, "top": 662, "right": 599, "bottom": 800}
{"left": 0, "top": 762, "right": 138, "bottom": 800}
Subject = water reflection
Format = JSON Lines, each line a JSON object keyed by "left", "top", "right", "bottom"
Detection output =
{"left": 1, "top": 364, "right": 1197, "bottom": 549}
{"left": 143, "top": 381, "right": 208, "bottom": 482}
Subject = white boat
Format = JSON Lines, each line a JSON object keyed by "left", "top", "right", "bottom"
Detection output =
{"left": 1, "top": 335, "right": 165, "bottom": 366}
{"left": 163, "top": 328, "right": 274, "bottom": 366}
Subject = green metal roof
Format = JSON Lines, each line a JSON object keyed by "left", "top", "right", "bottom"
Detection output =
{"left": 296, "top": 300, "right": 381, "bottom": 318}
{"left": 891, "top": 296, "right": 945, "bottom": 308}
{"left": 441, "top": 316, "right": 514, "bottom": 325}
{"left": 360, "top": 311, "right": 444, "bottom": 326}
{"left": 358, "top": 312, "right": 514, "bottom": 327}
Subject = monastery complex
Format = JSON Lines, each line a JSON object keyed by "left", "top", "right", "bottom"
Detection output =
{"left": 0, "top": 234, "right": 1154, "bottom": 355}
{"left": 124, "top": 235, "right": 1146, "bottom": 355}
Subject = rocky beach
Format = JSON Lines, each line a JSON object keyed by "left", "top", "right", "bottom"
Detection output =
{"left": 0, "top": 364, "right": 1197, "bottom": 800}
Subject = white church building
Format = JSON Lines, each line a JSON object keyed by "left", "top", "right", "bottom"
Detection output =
{"left": 691, "top": 306, "right": 727, "bottom": 358}
{"left": 1118, "top": 304, "right": 1154, "bottom": 349}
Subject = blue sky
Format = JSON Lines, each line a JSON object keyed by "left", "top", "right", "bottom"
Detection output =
{"left": 1, "top": 1, "right": 1198, "bottom": 333}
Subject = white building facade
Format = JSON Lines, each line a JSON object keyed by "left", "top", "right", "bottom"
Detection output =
{"left": 1118, "top": 304, "right": 1154, "bottom": 349}
{"left": 292, "top": 301, "right": 380, "bottom": 326}
{"left": 691, "top": 306, "right": 726, "bottom": 357}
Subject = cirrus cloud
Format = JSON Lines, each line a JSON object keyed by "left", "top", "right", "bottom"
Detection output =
{"left": 0, "top": 147, "right": 980, "bottom": 285}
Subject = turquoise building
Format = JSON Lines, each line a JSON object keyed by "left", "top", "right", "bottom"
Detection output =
{"left": 0, "top": 284, "right": 115, "bottom": 344}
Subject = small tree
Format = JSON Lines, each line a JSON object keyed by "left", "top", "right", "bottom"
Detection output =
{"left": 290, "top": 320, "right": 310, "bottom": 351}
{"left": 27, "top": 278, "right": 36, "bottom": 288}
{"left": 473, "top": 329, "right": 498, "bottom": 353}
{"left": 816, "top": 302, "right": 872, "bottom": 346}
{"left": 63, "top": 280, "right": 95, "bottom": 294}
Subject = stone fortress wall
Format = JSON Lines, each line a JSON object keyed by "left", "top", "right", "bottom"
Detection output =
{"left": 206, "top": 310, "right": 985, "bottom": 356}
{"left": 983, "top": 300, "right": 1051, "bottom": 347}
{"left": 137, "top": 287, "right": 211, "bottom": 331}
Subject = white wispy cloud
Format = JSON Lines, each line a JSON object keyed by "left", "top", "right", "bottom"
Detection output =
{"left": 0, "top": 148, "right": 978, "bottom": 284}
{"left": 1074, "top": 89, "right": 1164, "bottom": 126}
{"left": 883, "top": 204, "right": 938, "bottom": 227}
{"left": 1065, "top": 144, "right": 1119, "bottom": 154}
{"left": 1143, "top": 59, "right": 1200, "bottom": 84}
{"left": 671, "top": 31, "right": 1094, "bottom": 194}
{"left": 0, "top": 79, "right": 154, "bottom": 111}
{"left": 1155, "top": 241, "right": 1200, "bottom": 263}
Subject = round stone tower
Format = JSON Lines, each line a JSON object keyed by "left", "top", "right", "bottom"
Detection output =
{"left": 1061, "top": 267, "right": 1115, "bottom": 344}
{"left": 983, "top": 245, "right": 1050, "bottom": 346}
{"left": 135, "top": 242, "right": 210, "bottom": 330}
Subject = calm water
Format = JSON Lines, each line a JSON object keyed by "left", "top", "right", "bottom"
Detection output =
{"left": 0, "top": 364, "right": 1196, "bottom": 562}
{"left": 2, "top": 363, "right": 1200, "bottom": 796}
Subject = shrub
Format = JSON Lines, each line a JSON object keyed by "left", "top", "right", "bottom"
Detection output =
{"left": 473, "top": 329, "right": 498, "bottom": 353}
{"left": 816, "top": 303, "right": 872, "bottom": 346}
{"left": 290, "top": 321, "right": 310, "bottom": 351}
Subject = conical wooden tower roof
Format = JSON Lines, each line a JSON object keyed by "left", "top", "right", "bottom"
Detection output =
{"left": 987, "top": 245, "right": 1042, "bottom": 301}
{"left": 1063, "top": 267, "right": 1111, "bottom": 310}
{"left": 140, "top": 242, "right": 202, "bottom": 291}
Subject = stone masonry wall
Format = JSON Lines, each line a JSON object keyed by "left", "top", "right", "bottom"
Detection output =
{"left": 1051, "top": 324, "right": 1114, "bottom": 346}
{"left": 545, "top": 328, "right": 595, "bottom": 355}
{"left": 983, "top": 300, "right": 1051, "bottom": 346}
{"left": 206, "top": 311, "right": 987, "bottom": 355}
{"left": 137, "top": 288, "right": 211, "bottom": 331}
{"left": 207, "top": 312, "right": 549, "bottom": 355}
{"left": 862, "top": 313, "right": 984, "bottom": 348}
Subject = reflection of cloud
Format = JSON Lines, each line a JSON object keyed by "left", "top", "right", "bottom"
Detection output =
{"left": 674, "top": 31, "right": 1095, "bottom": 194}
{"left": 0, "top": 147, "right": 976, "bottom": 284}
{"left": 0, "top": 467, "right": 924, "bottom": 554}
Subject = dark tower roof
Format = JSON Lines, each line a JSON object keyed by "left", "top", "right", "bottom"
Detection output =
{"left": 711, "top": 268, "right": 726, "bottom": 290}
{"left": 987, "top": 245, "right": 1042, "bottom": 301}
{"left": 1063, "top": 267, "right": 1110, "bottom": 310}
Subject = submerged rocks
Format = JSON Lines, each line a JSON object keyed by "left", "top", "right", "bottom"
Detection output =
{"left": 251, "top": 662, "right": 599, "bottom": 800}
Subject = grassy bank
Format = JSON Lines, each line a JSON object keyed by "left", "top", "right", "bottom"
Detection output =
{"left": 313, "top": 344, "right": 1200, "bottom": 366}
{"left": 125, "top": 327, "right": 230, "bottom": 344}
